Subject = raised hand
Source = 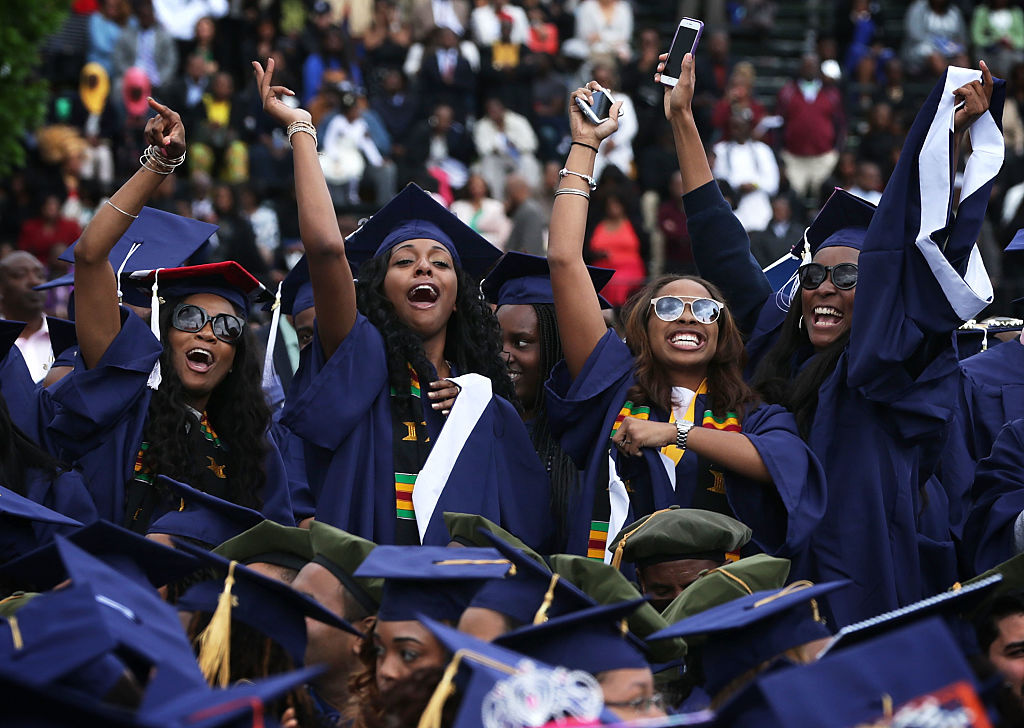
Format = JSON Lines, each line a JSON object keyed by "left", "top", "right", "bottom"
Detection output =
{"left": 144, "top": 97, "right": 186, "bottom": 159}
{"left": 656, "top": 52, "right": 696, "bottom": 123}
{"left": 568, "top": 81, "right": 623, "bottom": 147}
{"left": 252, "top": 58, "right": 312, "bottom": 128}
{"left": 953, "top": 60, "right": 994, "bottom": 134}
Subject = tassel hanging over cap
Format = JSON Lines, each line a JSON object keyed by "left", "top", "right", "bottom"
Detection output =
{"left": 197, "top": 560, "right": 239, "bottom": 688}
{"left": 146, "top": 268, "right": 163, "bottom": 390}
{"left": 261, "top": 281, "right": 283, "bottom": 391}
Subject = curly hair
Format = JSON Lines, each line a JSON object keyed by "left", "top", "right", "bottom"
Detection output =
{"left": 621, "top": 275, "right": 759, "bottom": 418}
{"left": 0, "top": 392, "right": 63, "bottom": 494}
{"left": 139, "top": 299, "right": 270, "bottom": 511}
{"left": 354, "top": 254, "right": 515, "bottom": 403}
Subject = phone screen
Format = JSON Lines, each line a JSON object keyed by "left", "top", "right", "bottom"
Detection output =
{"left": 589, "top": 91, "right": 612, "bottom": 120}
{"left": 665, "top": 23, "right": 701, "bottom": 79}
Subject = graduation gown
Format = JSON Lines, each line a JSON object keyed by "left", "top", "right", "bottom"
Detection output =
{"left": 0, "top": 469, "right": 96, "bottom": 562}
{"left": 963, "top": 418, "right": 1024, "bottom": 571}
{"left": 545, "top": 329, "right": 826, "bottom": 561}
{"left": 1, "top": 346, "right": 48, "bottom": 447}
{"left": 684, "top": 67, "right": 1003, "bottom": 625}
{"left": 43, "top": 309, "right": 295, "bottom": 527}
{"left": 280, "top": 313, "right": 554, "bottom": 549}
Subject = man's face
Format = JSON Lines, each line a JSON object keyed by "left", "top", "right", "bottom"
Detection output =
{"left": 637, "top": 558, "right": 721, "bottom": 612}
{"left": 989, "top": 612, "right": 1024, "bottom": 698}
{"left": 292, "top": 563, "right": 367, "bottom": 683}
{"left": 0, "top": 252, "right": 47, "bottom": 318}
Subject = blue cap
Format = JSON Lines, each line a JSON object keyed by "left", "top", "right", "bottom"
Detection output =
{"left": 468, "top": 529, "right": 595, "bottom": 627}
{"left": 0, "top": 518, "right": 201, "bottom": 591}
{"left": 145, "top": 475, "right": 266, "bottom": 548}
{"left": 344, "top": 184, "right": 502, "bottom": 277}
{"left": 46, "top": 316, "right": 77, "bottom": 360}
{"left": 805, "top": 189, "right": 876, "bottom": 255}
{"left": 280, "top": 255, "right": 314, "bottom": 317}
{"left": 175, "top": 539, "right": 362, "bottom": 669}
{"left": 481, "top": 252, "right": 615, "bottom": 309}
{"left": 494, "top": 600, "right": 650, "bottom": 674}
{"left": 0, "top": 483, "right": 82, "bottom": 562}
{"left": 354, "top": 545, "right": 514, "bottom": 623}
{"left": 649, "top": 581, "right": 850, "bottom": 696}
{"left": 0, "top": 320, "right": 26, "bottom": 363}
{"left": 1006, "top": 229, "right": 1024, "bottom": 253}
{"left": 125, "top": 261, "right": 270, "bottom": 317}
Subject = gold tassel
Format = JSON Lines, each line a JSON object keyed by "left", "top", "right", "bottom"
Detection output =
{"left": 610, "top": 507, "right": 673, "bottom": 571}
{"left": 532, "top": 574, "right": 560, "bottom": 624}
{"left": 197, "top": 560, "right": 239, "bottom": 688}
{"left": 8, "top": 615, "right": 23, "bottom": 650}
{"left": 417, "top": 651, "right": 464, "bottom": 728}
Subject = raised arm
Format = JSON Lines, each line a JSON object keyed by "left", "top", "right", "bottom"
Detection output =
{"left": 253, "top": 59, "right": 356, "bottom": 360}
{"left": 547, "top": 83, "right": 622, "bottom": 379}
{"left": 74, "top": 99, "right": 182, "bottom": 369}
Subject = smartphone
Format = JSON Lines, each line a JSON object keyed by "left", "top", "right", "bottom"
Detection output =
{"left": 660, "top": 17, "right": 704, "bottom": 88}
{"left": 575, "top": 87, "right": 615, "bottom": 124}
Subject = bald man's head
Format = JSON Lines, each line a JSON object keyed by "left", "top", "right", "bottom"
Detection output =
{"left": 0, "top": 252, "right": 47, "bottom": 321}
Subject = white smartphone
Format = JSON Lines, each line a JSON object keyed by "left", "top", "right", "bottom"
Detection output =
{"left": 575, "top": 86, "right": 616, "bottom": 124}
{"left": 660, "top": 17, "right": 704, "bottom": 88}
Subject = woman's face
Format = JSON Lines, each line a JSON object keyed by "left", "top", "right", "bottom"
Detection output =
{"left": 597, "top": 667, "right": 665, "bottom": 722}
{"left": 167, "top": 293, "right": 239, "bottom": 408}
{"left": 373, "top": 619, "right": 449, "bottom": 692}
{"left": 496, "top": 304, "right": 541, "bottom": 413}
{"left": 645, "top": 279, "right": 720, "bottom": 376}
{"left": 799, "top": 245, "right": 859, "bottom": 351}
{"left": 382, "top": 238, "right": 459, "bottom": 342}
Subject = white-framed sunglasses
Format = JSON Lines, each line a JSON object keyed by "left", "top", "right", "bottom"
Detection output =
{"left": 649, "top": 295, "right": 724, "bottom": 324}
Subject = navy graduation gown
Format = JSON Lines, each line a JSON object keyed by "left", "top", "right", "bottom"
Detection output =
{"left": 43, "top": 309, "right": 295, "bottom": 526}
{"left": 544, "top": 329, "right": 826, "bottom": 560}
{"left": 280, "top": 313, "right": 554, "bottom": 549}
{"left": 964, "top": 418, "right": 1024, "bottom": 571}
{"left": 1, "top": 346, "right": 48, "bottom": 448}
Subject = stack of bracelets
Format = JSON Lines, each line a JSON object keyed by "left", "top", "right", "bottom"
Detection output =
{"left": 286, "top": 120, "right": 317, "bottom": 148}
{"left": 140, "top": 145, "right": 186, "bottom": 175}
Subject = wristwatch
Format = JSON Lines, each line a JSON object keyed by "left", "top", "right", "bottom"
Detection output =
{"left": 675, "top": 420, "right": 695, "bottom": 449}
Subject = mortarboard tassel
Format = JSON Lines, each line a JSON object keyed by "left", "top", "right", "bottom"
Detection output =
{"left": 261, "top": 281, "right": 283, "bottom": 391}
{"left": 417, "top": 651, "right": 464, "bottom": 728}
{"left": 197, "top": 560, "right": 239, "bottom": 688}
{"left": 532, "top": 573, "right": 560, "bottom": 625}
{"left": 7, "top": 615, "right": 23, "bottom": 650}
{"left": 146, "top": 269, "right": 163, "bottom": 390}
{"left": 610, "top": 507, "right": 673, "bottom": 570}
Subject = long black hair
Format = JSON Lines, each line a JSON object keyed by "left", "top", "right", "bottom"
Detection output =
{"left": 750, "top": 300, "right": 849, "bottom": 439}
{"left": 0, "top": 391, "right": 63, "bottom": 494}
{"left": 139, "top": 298, "right": 270, "bottom": 510}
{"left": 354, "top": 254, "right": 516, "bottom": 403}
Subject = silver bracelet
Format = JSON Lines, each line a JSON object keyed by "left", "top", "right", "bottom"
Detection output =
{"left": 558, "top": 167, "right": 597, "bottom": 191}
{"left": 554, "top": 187, "right": 591, "bottom": 200}
{"left": 105, "top": 199, "right": 139, "bottom": 220}
{"left": 287, "top": 120, "right": 317, "bottom": 148}
{"left": 140, "top": 145, "right": 186, "bottom": 174}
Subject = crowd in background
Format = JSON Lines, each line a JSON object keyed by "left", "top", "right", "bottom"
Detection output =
{"left": 10, "top": 0, "right": 1024, "bottom": 318}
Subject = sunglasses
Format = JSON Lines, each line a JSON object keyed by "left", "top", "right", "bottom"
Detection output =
{"left": 650, "top": 296, "right": 724, "bottom": 324}
{"left": 798, "top": 262, "right": 858, "bottom": 291}
{"left": 171, "top": 303, "right": 245, "bottom": 344}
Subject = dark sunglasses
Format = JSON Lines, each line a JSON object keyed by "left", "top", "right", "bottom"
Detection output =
{"left": 650, "top": 295, "right": 724, "bottom": 324}
{"left": 171, "top": 303, "right": 245, "bottom": 343}
{"left": 797, "top": 262, "right": 859, "bottom": 291}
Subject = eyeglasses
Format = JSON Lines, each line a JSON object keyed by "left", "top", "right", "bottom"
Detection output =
{"left": 650, "top": 296, "right": 724, "bottom": 324}
{"left": 171, "top": 303, "right": 245, "bottom": 344}
{"left": 797, "top": 262, "right": 858, "bottom": 291}
{"left": 604, "top": 693, "right": 666, "bottom": 714}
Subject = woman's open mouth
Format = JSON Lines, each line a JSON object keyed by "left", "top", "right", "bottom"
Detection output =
{"left": 407, "top": 283, "right": 440, "bottom": 309}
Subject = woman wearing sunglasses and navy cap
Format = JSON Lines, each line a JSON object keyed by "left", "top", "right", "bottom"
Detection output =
{"left": 543, "top": 81, "right": 827, "bottom": 568}
{"left": 45, "top": 97, "right": 295, "bottom": 532}
{"left": 662, "top": 52, "right": 1001, "bottom": 625}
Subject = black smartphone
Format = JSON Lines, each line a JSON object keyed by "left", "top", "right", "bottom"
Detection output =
{"left": 661, "top": 18, "right": 704, "bottom": 87}
{"left": 575, "top": 89, "right": 615, "bottom": 124}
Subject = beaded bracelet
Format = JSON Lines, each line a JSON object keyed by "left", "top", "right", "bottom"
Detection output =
{"left": 558, "top": 167, "right": 597, "bottom": 191}
{"left": 287, "top": 120, "right": 317, "bottom": 148}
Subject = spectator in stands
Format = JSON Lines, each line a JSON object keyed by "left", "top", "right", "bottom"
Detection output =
{"left": 712, "top": 110, "right": 779, "bottom": 232}
{"left": 405, "top": 0, "right": 470, "bottom": 44}
{"left": 901, "top": 0, "right": 968, "bottom": 77}
{"left": 836, "top": 0, "right": 889, "bottom": 79}
{"left": 623, "top": 27, "right": 670, "bottom": 158}
{"left": 587, "top": 179, "right": 646, "bottom": 306}
{"left": 87, "top": 0, "right": 133, "bottom": 76}
{"left": 162, "top": 53, "right": 212, "bottom": 131}
{"left": 530, "top": 53, "right": 569, "bottom": 162}
{"left": 526, "top": 5, "right": 559, "bottom": 56}
{"left": 362, "top": 0, "right": 412, "bottom": 75}
{"left": 710, "top": 61, "right": 766, "bottom": 141}
{"left": 574, "top": 0, "right": 633, "bottom": 63}
{"left": 693, "top": 29, "right": 732, "bottom": 137}
{"left": 504, "top": 174, "right": 547, "bottom": 256}
{"left": 657, "top": 171, "right": 695, "bottom": 275}
{"left": 418, "top": 26, "right": 478, "bottom": 124}
{"left": 207, "top": 184, "right": 270, "bottom": 284}
{"left": 112, "top": 0, "right": 178, "bottom": 96}
{"left": 857, "top": 102, "right": 900, "bottom": 179}
{"left": 17, "top": 194, "right": 82, "bottom": 267}
{"left": 0, "top": 252, "right": 51, "bottom": 382}
{"left": 1003, "top": 62, "right": 1024, "bottom": 160}
{"left": 239, "top": 187, "right": 280, "bottom": 270}
{"left": 190, "top": 71, "right": 249, "bottom": 184}
{"left": 320, "top": 86, "right": 387, "bottom": 205}
{"left": 776, "top": 53, "right": 844, "bottom": 201}
{"left": 480, "top": 13, "right": 535, "bottom": 112}
{"left": 474, "top": 96, "right": 542, "bottom": 200}
{"left": 405, "top": 103, "right": 473, "bottom": 193}
{"left": 451, "top": 174, "right": 511, "bottom": 249}
{"left": 972, "top": 0, "right": 1024, "bottom": 77}
{"left": 750, "top": 195, "right": 798, "bottom": 268}
{"left": 471, "top": 0, "right": 529, "bottom": 46}
{"left": 848, "top": 160, "right": 883, "bottom": 205}
{"left": 183, "top": 16, "right": 225, "bottom": 80}
{"left": 371, "top": 69, "right": 419, "bottom": 155}
{"left": 592, "top": 62, "right": 637, "bottom": 182}
{"left": 303, "top": 27, "right": 363, "bottom": 106}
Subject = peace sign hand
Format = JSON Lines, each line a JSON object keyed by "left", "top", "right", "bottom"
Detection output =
{"left": 252, "top": 58, "right": 311, "bottom": 128}
{"left": 144, "top": 98, "right": 186, "bottom": 159}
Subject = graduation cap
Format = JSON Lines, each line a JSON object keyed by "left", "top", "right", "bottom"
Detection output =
{"left": 344, "top": 183, "right": 502, "bottom": 278}
{"left": 719, "top": 618, "right": 981, "bottom": 728}
{"left": 443, "top": 511, "right": 546, "bottom": 566}
{"left": 480, "top": 251, "right": 615, "bottom": 309}
{"left": 494, "top": 599, "right": 651, "bottom": 674}
{"left": 174, "top": 539, "right": 361, "bottom": 687}
{"left": 0, "top": 483, "right": 82, "bottom": 562}
{"left": 607, "top": 506, "right": 752, "bottom": 570}
{"left": 1006, "top": 228, "right": 1024, "bottom": 253}
{"left": 955, "top": 317, "right": 1024, "bottom": 358}
{"left": 819, "top": 573, "right": 1003, "bottom": 656}
{"left": 46, "top": 316, "right": 77, "bottom": 361}
{"left": 798, "top": 188, "right": 876, "bottom": 261}
{"left": 307, "top": 521, "right": 382, "bottom": 613}
{"left": 0, "top": 518, "right": 201, "bottom": 592}
{"left": 963, "top": 551, "right": 1024, "bottom": 618}
{"left": 213, "top": 520, "right": 313, "bottom": 573}
{"left": 354, "top": 545, "right": 514, "bottom": 623}
{"left": 146, "top": 475, "right": 265, "bottom": 549}
{"left": 467, "top": 529, "right": 595, "bottom": 628}
{"left": 660, "top": 554, "right": 792, "bottom": 626}
{"left": 279, "top": 255, "right": 314, "bottom": 317}
{"left": 0, "top": 320, "right": 26, "bottom": 363}
{"left": 649, "top": 581, "right": 850, "bottom": 697}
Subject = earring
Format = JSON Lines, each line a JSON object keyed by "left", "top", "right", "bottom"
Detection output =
{"left": 797, "top": 315, "right": 804, "bottom": 331}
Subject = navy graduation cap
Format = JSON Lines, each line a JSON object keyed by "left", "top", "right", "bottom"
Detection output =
{"left": 344, "top": 183, "right": 503, "bottom": 277}
{"left": 125, "top": 260, "right": 270, "bottom": 317}
{"left": 649, "top": 581, "right": 850, "bottom": 696}
{"left": 354, "top": 545, "right": 514, "bottom": 623}
{"left": 174, "top": 539, "right": 361, "bottom": 685}
{"left": 0, "top": 483, "right": 82, "bottom": 562}
{"left": 481, "top": 251, "right": 615, "bottom": 309}
{"left": 146, "top": 475, "right": 265, "bottom": 549}
{"left": 800, "top": 188, "right": 876, "bottom": 258}
{"left": 46, "top": 316, "right": 77, "bottom": 361}
{"left": 279, "top": 255, "right": 314, "bottom": 317}
{"left": 0, "top": 518, "right": 201, "bottom": 591}
{"left": 494, "top": 599, "right": 651, "bottom": 674}
{"left": 0, "top": 319, "right": 26, "bottom": 362}
{"left": 1006, "top": 228, "right": 1024, "bottom": 253}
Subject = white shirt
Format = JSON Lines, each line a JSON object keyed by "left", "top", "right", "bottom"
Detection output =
{"left": 15, "top": 317, "right": 52, "bottom": 383}
{"left": 431, "top": 0, "right": 464, "bottom": 35}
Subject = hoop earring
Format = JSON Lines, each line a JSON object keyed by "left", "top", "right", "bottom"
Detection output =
{"left": 797, "top": 315, "right": 804, "bottom": 331}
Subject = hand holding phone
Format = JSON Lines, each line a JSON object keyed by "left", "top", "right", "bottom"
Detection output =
{"left": 575, "top": 86, "right": 615, "bottom": 125}
{"left": 660, "top": 17, "right": 704, "bottom": 88}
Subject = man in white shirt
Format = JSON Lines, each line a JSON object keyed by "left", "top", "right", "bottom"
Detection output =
{"left": 470, "top": 0, "right": 529, "bottom": 45}
{"left": 712, "top": 112, "right": 780, "bottom": 232}
{"left": 0, "top": 252, "right": 52, "bottom": 382}
{"left": 473, "top": 97, "right": 542, "bottom": 200}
